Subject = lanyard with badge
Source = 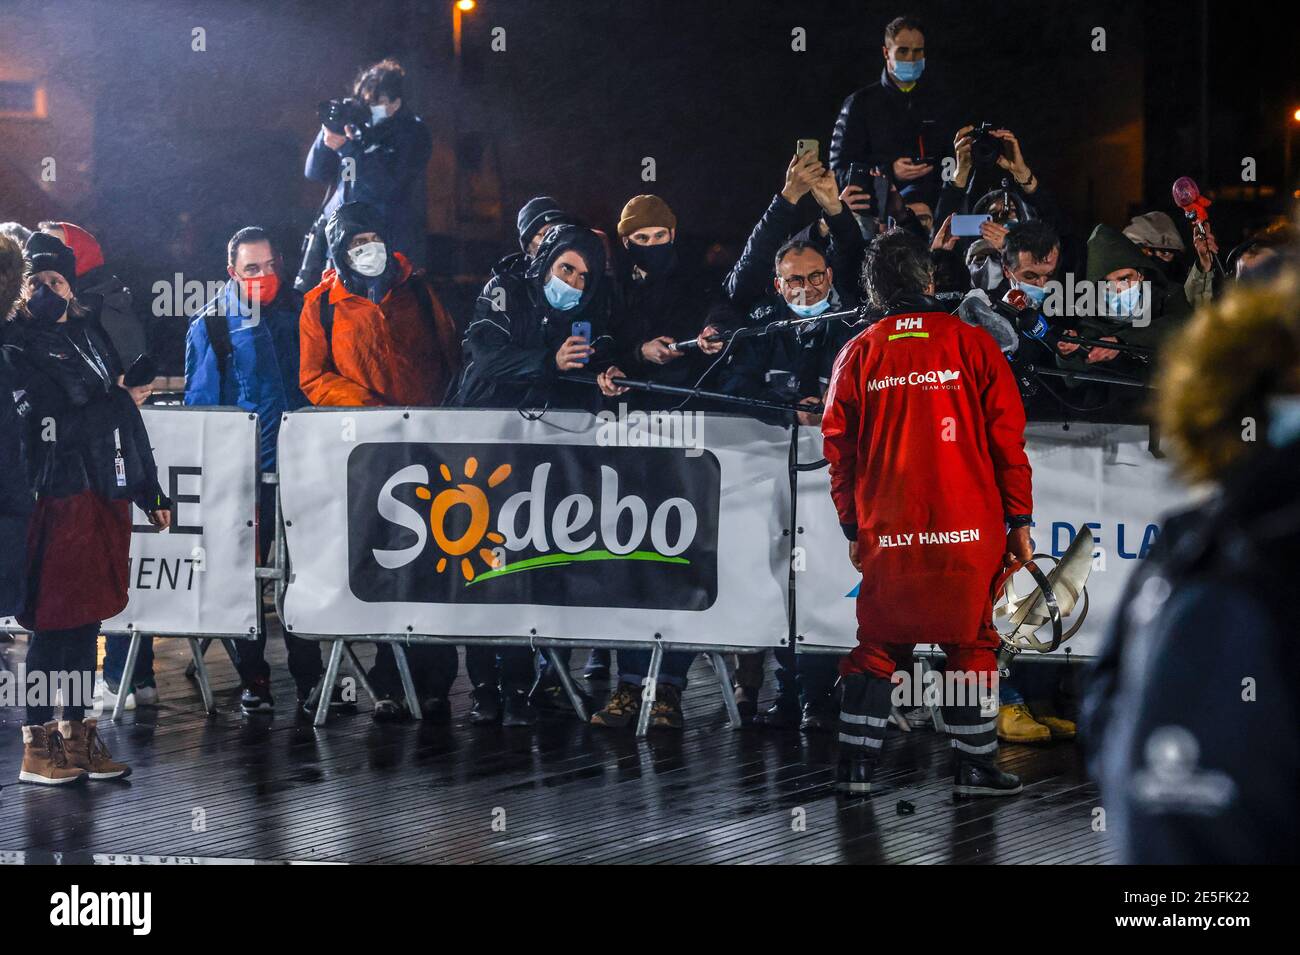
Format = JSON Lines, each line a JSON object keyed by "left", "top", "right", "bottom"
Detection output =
{"left": 68, "top": 331, "right": 127, "bottom": 487}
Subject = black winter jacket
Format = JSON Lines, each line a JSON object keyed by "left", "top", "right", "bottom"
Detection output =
{"left": 453, "top": 226, "right": 614, "bottom": 411}
{"left": 1082, "top": 437, "right": 1300, "bottom": 864}
{"left": 828, "top": 67, "right": 953, "bottom": 190}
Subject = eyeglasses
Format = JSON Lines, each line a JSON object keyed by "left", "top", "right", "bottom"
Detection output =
{"left": 781, "top": 270, "right": 828, "bottom": 290}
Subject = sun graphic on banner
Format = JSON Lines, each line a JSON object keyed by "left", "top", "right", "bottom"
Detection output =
{"left": 415, "top": 456, "right": 512, "bottom": 581}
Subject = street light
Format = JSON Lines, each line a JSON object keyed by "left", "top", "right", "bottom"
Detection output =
{"left": 453, "top": 0, "right": 476, "bottom": 62}
{"left": 1287, "top": 107, "right": 1300, "bottom": 194}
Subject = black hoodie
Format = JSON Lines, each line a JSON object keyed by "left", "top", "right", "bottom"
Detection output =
{"left": 453, "top": 225, "right": 614, "bottom": 410}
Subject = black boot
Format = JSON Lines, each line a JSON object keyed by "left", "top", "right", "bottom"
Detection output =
{"left": 754, "top": 698, "right": 800, "bottom": 729}
{"left": 835, "top": 752, "right": 878, "bottom": 794}
{"left": 942, "top": 700, "right": 1020, "bottom": 797}
{"left": 468, "top": 684, "right": 501, "bottom": 725}
{"left": 799, "top": 702, "right": 834, "bottom": 733}
{"left": 952, "top": 754, "right": 1022, "bottom": 797}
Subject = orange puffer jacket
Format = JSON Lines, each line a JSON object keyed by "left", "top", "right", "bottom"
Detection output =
{"left": 299, "top": 253, "right": 460, "bottom": 407}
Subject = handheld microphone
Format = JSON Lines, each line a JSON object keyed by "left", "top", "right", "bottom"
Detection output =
{"left": 1172, "top": 176, "right": 1211, "bottom": 223}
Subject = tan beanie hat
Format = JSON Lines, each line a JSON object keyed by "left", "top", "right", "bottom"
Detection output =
{"left": 617, "top": 195, "right": 677, "bottom": 237}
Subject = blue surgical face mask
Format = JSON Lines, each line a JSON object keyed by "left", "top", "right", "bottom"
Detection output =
{"left": 544, "top": 273, "right": 583, "bottom": 311}
{"left": 891, "top": 57, "right": 925, "bottom": 84}
{"left": 789, "top": 296, "right": 832, "bottom": 318}
{"left": 370, "top": 104, "right": 390, "bottom": 125}
{"left": 1014, "top": 280, "right": 1048, "bottom": 307}
{"left": 1267, "top": 396, "right": 1300, "bottom": 448}
{"left": 1106, "top": 282, "right": 1144, "bottom": 319}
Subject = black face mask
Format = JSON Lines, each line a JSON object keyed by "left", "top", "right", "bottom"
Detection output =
{"left": 27, "top": 283, "right": 69, "bottom": 326}
{"left": 627, "top": 241, "right": 676, "bottom": 276}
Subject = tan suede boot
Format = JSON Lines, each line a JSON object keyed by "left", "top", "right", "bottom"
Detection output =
{"left": 19, "top": 724, "right": 87, "bottom": 785}
{"left": 996, "top": 703, "right": 1051, "bottom": 743}
{"left": 55, "top": 719, "right": 132, "bottom": 781}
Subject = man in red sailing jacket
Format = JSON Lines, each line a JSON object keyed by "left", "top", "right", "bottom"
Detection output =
{"left": 821, "top": 229, "right": 1033, "bottom": 797}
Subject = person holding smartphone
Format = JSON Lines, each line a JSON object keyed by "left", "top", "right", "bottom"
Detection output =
{"left": 451, "top": 223, "right": 616, "bottom": 726}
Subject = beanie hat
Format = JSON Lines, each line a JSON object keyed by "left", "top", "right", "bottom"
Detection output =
{"left": 23, "top": 232, "right": 77, "bottom": 289}
{"left": 616, "top": 195, "right": 676, "bottom": 238}
{"left": 53, "top": 222, "right": 106, "bottom": 276}
{"left": 516, "top": 196, "right": 573, "bottom": 253}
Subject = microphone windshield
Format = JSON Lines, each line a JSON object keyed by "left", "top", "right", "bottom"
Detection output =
{"left": 1172, "top": 176, "right": 1201, "bottom": 208}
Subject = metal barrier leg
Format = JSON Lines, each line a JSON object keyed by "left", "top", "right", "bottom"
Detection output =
{"left": 184, "top": 637, "right": 212, "bottom": 679}
{"left": 634, "top": 642, "right": 664, "bottom": 739}
{"left": 920, "top": 656, "right": 944, "bottom": 733}
{"left": 110, "top": 631, "right": 142, "bottom": 722}
{"left": 220, "top": 638, "right": 240, "bottom": 667}
{"left": 315, "top": 639, "right": 345, "bottom": 727}
{"left": 709, "top": 652, "right": 742, "bottom": 729}
{"left": 386, "top": 643, "right": 423, "bottom": 720}
{"left": 341, "top": 642, "right": 381, "bottom": 706}
{"left": 545, "top": 646, "right": 588, "bottom": 722}
{"left": 187, "top": 637, "right": 216, "bottom": 714}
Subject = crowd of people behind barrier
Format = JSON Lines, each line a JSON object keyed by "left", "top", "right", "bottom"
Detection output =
{"left": 1, "top": 16, "right": 1297, "bottom": 792}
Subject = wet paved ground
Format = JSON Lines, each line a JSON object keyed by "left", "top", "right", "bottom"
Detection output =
{"left": 0, "top": 628, "right": 1113, "bottom": 863}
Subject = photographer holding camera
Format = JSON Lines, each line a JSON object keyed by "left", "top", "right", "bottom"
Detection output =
{"left": 296, "top": 59, "right": 433, "bottom": 292}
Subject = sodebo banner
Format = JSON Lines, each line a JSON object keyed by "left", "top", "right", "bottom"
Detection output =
{"left": 278, "top": 408, "right": 791, "bottom": 645}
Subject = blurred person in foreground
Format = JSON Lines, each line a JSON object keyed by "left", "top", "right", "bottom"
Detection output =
{"left": 1083, "top": 255, "right": 1300, "bottom": 864}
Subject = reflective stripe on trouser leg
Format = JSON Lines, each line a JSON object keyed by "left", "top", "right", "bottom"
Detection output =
{"left": 837, "top": 674, "right": 893, "bottom": 753}
{"left": 941, "top": 704, "right": 998, "bottom": 756}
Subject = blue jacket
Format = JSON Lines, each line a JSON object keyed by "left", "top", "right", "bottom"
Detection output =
{"left": 304, "top": 109, "right": 433, "bottom": 267}
{"left": 184, "top": 280, "right": 307, "bottom": 470}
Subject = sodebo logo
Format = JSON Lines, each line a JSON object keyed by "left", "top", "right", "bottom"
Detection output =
{"left": 866, "top": 369, "right": 962, "bottom": 392}
{"left": 347, "top": 442, "right": 721, "bottom": 610}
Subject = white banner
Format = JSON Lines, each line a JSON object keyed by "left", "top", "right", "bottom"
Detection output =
{"left": 278, "top": 408, "right": 792, "bottom": 646}
{"left": 3, "top": 407, "right": 259, "bottom": 638}
{"left": 794, "top": 422, "right": 1194, "bottom": 658}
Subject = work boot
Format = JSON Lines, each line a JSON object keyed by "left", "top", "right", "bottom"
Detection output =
{"left": 1028, "top": 703, "right": 1076, "bottom": 740}
{"left": 468, "top": 684, "right": 501, "bottom": 725}
{"left": 19, "top": 724, "right": 87, "bottom": 786}
{"left": 590, "top": 681, "right": 641, "bottom": 729}
{"left": 835, "top": 753, "right": 877, "bottom": 794}
{"left": 421, "top": 697, "right": 452, "bottom": 724}
{"left": 648, "top": 684, "right": 683, "bottom": 730}
{"left": 997, "top": 703, "right": 1051, "bottom": 743}
{"left": 56, "top": 719, "right": 131, "bottom": 781}
{"left": 953, "top": 754, "right": 1022, "bottom": 798}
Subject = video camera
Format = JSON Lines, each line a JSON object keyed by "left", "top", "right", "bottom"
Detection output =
{"left": 318, "top": 97, "right": 373, "bottom": 144}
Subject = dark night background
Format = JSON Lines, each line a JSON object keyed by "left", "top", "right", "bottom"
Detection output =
{"left": 2, "top": 0, "right": 1298, "bottom": 372}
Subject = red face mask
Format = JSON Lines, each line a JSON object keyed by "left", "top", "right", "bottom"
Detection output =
{"left": 241, "top": 272, "right": 280, "bottom": 305}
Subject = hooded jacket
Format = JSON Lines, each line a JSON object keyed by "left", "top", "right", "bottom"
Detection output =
{"left": 300, "top": 204, "right": 459, "bottom": 407}
{"left": 822, "top": 294, "right": 1031, "bottom": 656}
{"left": 453, "top": 225, "right": 614, "bottom": 410}
{"left": 1059, "top": 224, "right": 1193, "bottom": 371}
{"left": 54, "top": 222, "right": 146, "bottom": 367}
